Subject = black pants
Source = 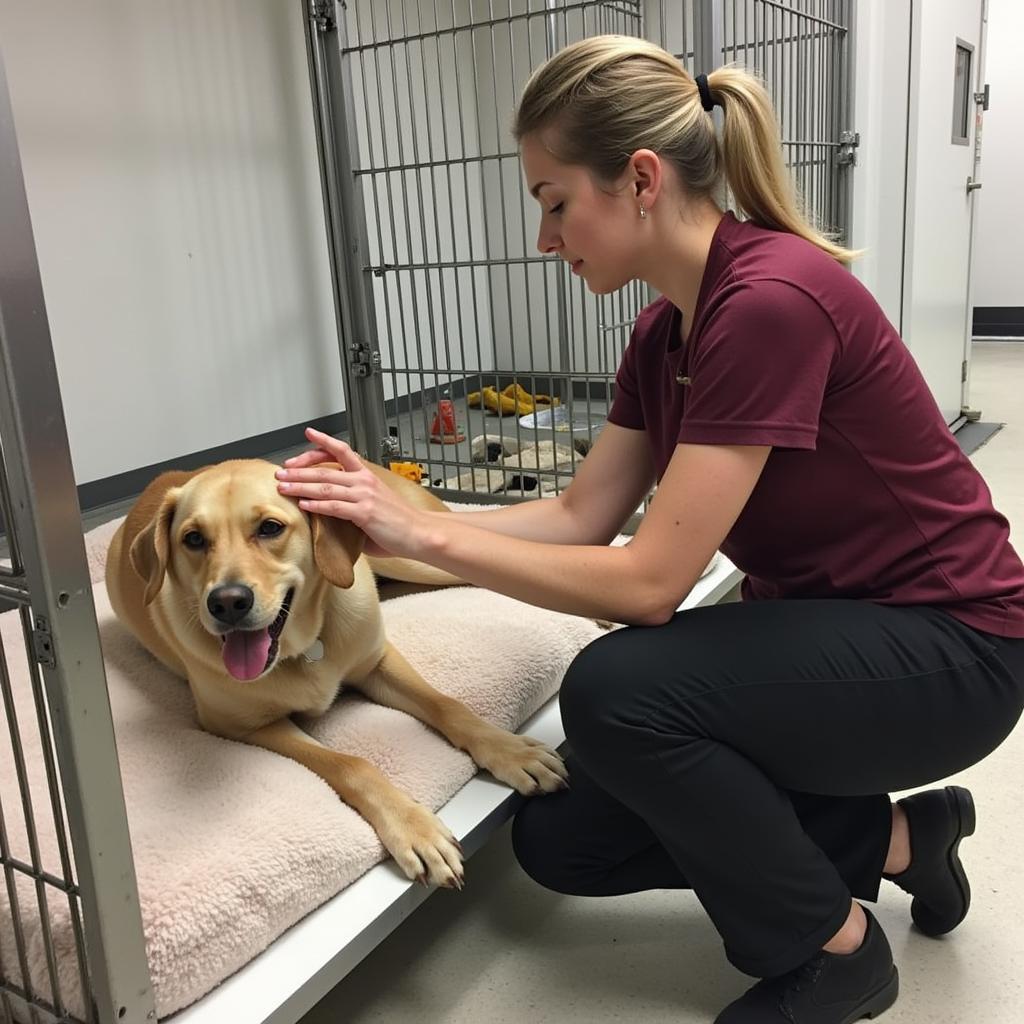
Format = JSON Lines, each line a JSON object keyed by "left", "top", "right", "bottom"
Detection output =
{"left": 511, "top": 599, "right": 1024, "bottom": 978}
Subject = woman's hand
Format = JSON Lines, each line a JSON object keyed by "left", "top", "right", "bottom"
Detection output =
{"left": 275, "top": 428, "right": 433, "bottom": 559}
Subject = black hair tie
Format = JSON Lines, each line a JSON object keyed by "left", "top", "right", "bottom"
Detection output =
{"left": 695, "top": 73, "right": 716, "bottom": 112}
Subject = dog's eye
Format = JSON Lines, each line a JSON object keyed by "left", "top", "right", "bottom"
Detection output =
{"left": 258, "top": 520, "right": 285, "bottom": 538}
{"left": 183, "top": 530, "right": 206, "bottom": 550}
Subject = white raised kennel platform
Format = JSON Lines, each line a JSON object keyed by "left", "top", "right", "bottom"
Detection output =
{"left": 169, "top": 556, "right": 741, "bottom": 1024}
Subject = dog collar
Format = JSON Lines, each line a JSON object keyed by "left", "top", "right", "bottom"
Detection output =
{"left": 302, "top": 638, "right": 325, "bottom": 663}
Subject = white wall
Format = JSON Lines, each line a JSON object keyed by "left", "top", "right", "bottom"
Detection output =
{"left": 850, "top": 0, "right": 996, "bottom": 420}
{"left": 849, "top": 0, "right": 912, "bottom": 330}
{"left": 971, "top": 0, "right": 1024, "bottom": 309}
{"left": 902, "top": 0, "right": 988, "bottom": 422}
{"left": 0, "top": 0, "right": 341, "bottom": 486}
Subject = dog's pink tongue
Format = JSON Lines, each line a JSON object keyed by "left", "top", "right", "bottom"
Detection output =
{"left": 221, "top": 629, "right": 272, "bottom": 681}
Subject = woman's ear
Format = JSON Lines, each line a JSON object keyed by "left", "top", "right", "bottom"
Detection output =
{"left": 628, "top": 148, "right": 663, "bottom": 212}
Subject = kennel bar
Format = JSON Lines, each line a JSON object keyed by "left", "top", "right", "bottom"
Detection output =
{"left": 0, "top": 44, "right": 157, "bottom": 1024}
{"left": 649, "top": 0, "right": 853, "bottom": 240}
{"left": 317, "top": 0, "right": 653, "bottom": 498}
{"left": 304, "top": 0, "right": 390, "bottom": 463}
{"left": 319, "top": 0, "right": 853, "bottom": 503}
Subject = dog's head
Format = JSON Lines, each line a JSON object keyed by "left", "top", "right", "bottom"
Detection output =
{"left": 129, "top": 459, "right": 362, "bottom": 681}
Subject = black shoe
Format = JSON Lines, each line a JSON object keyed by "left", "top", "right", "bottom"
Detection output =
{"left": 884, "top": 785, "right": 975, "bottom": 937}
{"left": 714, "top": 907, "right": 898, "bottom": 1023}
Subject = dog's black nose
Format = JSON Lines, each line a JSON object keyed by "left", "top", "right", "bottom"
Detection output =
{"left": 207, "top": 584, "right": 254, "bottom": 626}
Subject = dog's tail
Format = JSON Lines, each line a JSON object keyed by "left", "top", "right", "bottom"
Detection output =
{"left": 366, "top": 555, "right": 466, "bottom": 587}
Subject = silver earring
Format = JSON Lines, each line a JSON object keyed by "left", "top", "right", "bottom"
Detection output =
{"left": 639, "top": 204, "right": 648, "bottom": 219}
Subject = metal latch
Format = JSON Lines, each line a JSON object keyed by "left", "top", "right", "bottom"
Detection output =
{"left": 310, "top": 0, "right": 336, "bottom": 33}
{"left": 837, "top": 130, "right": 860, "bottom": 167}
{"left": 32, "top": 616, "right": 56, "bottom": 669}
{"left": 349, "top": 342, "right": 380, "bottom": 378}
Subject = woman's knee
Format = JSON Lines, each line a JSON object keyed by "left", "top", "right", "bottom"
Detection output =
{"left": 560, "top": 625, "right": 701, "bottom": 764}
{"left": 559, "top": 629, "right": 636, "bottom": 747}
{"left": 510, "top": 796, "right": 580, "bottom": 894}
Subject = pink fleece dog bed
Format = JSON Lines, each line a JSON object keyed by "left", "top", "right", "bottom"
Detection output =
{"left": 1, "top": 511, "right": 608, "bottom": 1018}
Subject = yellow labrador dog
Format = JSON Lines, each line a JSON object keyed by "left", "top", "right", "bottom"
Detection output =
{"left": 105, "top": 458, "right": 568, "bottom": 889}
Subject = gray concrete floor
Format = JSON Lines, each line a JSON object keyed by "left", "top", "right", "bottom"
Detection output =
{"left": 295, "top": 342, "right": 1024, "bottom": 1024}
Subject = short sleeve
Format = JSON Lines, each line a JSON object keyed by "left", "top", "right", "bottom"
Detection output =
{"left": 679, "top": 280, "right": 839, "bottom": 449}
{"left": 606, "top": 324, "right": 646, "bottom": 431}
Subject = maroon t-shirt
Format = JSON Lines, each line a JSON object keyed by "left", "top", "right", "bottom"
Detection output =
{"left": 608, "top": 212, "right": 1024, "bottom": 637}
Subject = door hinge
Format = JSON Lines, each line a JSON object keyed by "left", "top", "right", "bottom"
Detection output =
{"left": 32, "top": 616, "right": 56, "bottom": 669}
{"left": 349, "top": 342, "right": 380, "bottom": 378}
{"left": 310, "top": 0, "right": 336, "bottom": 33}
{"left": 962, "top": 359, "right": 969, "bottom": 383}
{"left": 837, "top": 130, "right": 860, "bottom": 166}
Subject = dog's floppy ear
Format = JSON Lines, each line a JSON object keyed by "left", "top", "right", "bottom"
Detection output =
{"left": 310, "top": 513, "right": 366, "bottom": 589}
{"left": 129, "top": 489, "right": 180, "bottom": 605}
{"left": 297, "top": 460, "right": 366, "bottom": 589}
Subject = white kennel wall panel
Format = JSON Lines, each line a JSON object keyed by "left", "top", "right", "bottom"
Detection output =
{"left": 0, "top": 0, "right": 341, "bottom": 486}
{"left": 900, "top": 0, "right": 986, "bottom": 424}
{"left": 849, "top": 0, "right": 912, "bottom": 331}
{"left": 972, "top": 0, "right": 1024, "bottom": 312}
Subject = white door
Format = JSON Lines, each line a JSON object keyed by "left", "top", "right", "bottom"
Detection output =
{"left": 902, "top": 0, "right": 986, "bottom": 425}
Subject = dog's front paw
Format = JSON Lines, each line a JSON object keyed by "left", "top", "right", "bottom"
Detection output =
{"left": 375, "top": 800, "right": 464, "bottom": 889}
{"left": 468, "top": 727, "right": 569, "bottom": 795}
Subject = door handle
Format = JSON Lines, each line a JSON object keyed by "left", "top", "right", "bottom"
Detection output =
{"left": 966, "top": 177, "right": 982, "bottom": 193}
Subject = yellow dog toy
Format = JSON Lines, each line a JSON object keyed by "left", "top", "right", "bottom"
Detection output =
{"left": 466, "top": 383, "right": 561, "bottom": 417}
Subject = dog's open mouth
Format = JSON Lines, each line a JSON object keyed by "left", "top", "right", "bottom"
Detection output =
{"left": 219, "top": 589, "right": 294, "bottom": 681}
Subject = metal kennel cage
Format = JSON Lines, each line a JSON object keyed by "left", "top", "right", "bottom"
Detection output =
{"left": 0, "top": 45, "right": 157, "bottom": 1024}
{"left": 0, "top": 2, "right": 852, "bottom": 1022}
{"left": 309, "top": 0, "right": 854, "bottom": 498}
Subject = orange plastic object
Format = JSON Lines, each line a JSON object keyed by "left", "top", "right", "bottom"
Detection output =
{"left": 388, "top": 461, "right": 425, "bottom": 483}
{"left": 429, "top": 398, "right": 465, "bottom": 444}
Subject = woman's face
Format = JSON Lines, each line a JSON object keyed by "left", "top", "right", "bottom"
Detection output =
{"left": 520, "top": 133, "right": 642, "bottom": 295}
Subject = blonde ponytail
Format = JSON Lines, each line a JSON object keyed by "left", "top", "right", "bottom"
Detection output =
{"left": 515, "top": 35, "right": 859, "bottom": 265}
{"left": 705, "top": 66, "right": 858, "bottom": 264}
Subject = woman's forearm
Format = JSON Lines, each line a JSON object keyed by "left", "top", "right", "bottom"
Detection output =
{"left": 418, "top": 515, "right": 671, "bottom": 626}
{"left": 428, "top": 494, "right": 591, "bottom": 545}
